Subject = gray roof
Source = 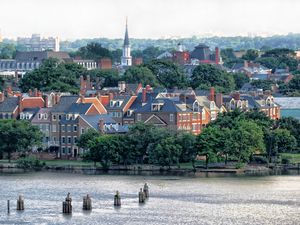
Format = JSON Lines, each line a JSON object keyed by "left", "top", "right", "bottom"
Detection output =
{"left": 68, "top": 103, "right": 92, "bottom": 114}
{"left": 135, "top": 98, "right": 190, "bottom": 113}
{"left": 0, "top": 97, "right": 19, "bottom": 113}
{"left": 51, "top": 96, "right": 78, "bottom": 113}
{"left": 80, "top": 114, "right": 117, "bottom": 127}
{"left": 15, "top": 51, "right": 70, "bottom": 63}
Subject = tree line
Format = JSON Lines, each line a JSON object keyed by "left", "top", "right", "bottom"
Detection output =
{"left": 78, "top": 110, "right": 299, "bottom": 170}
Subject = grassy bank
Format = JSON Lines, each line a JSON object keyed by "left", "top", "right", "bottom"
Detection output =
{"left": 281, "top": 153, "right": 300, "bottom": 164}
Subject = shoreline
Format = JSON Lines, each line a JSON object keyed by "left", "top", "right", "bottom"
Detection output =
{"left": 1, "top": 163, "right": 299, "bottom": 177}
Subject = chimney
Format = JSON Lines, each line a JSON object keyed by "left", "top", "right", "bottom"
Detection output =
{"left": 146, "top": 84, "right": 152, "bottom": 92}
{"left": 142, "top": 88, "right": 147, "bottom": 103}
{"left": 6, "top": 86, "right": 12, "bottom": 96}
{"left": 55, "top": 93, "right": 61, "bottom": 104}
{"left": 86, "top": 75, "right": 91, "bottom": 89}
{"left": 216, "top": 93, "right": 223, "bottom": 108}
{"left": 18, "top": 95, "right": 23, "bottom": 114}
{"left": 244, "top": 60, "right": 248, "bottom": 68}
{"left": 80, "top": 95, "right": 84, "bottom": 103}
{"left": 109, "top": 92, "right": 114, "bottom": 101}
{"left": 37, "top": 91, "right": 42, "bottom": 97}
{"left": 209, "top": 87, "right": 215, "bottom": 101}
{"left": 232, "top": 92, "right": 240, "bottom": 100}
{"left": 118, "top": 81, "right": 126, "bottom": 92}
{"left": 98, "top": 119, "right": 105, "bottom": 133}
{"left": 14, "top": 71, "right": 19, "bottom": 83}
{"left": 215, "top": 47, "right": 220, "bottom": 64}
{"left": 0, "top": 92, "right": 4, "bottom": 103}
{"left": 28, "top": 89, "right": 33, "bottom": 96}
{"left": 43, "top": 95, "right": 48, "bottom": 108}
{"left": 34, "top": 88, "right": 38, "bottom": 97}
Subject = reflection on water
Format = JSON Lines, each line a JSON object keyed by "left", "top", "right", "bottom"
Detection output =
{"left": 0, "top": 172, "right": 299, "bottom": 225}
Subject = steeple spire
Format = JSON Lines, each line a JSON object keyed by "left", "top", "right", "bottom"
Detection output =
{"left": 124, "top": 17, "right": 130, "bottom": 46}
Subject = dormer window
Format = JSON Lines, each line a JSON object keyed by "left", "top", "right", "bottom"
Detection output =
{"left": 151, "top": 103, "right": 164, "bottom": 111}
{"left": 38, "top": 114, "right": 42, "bottom": 120}
{"left": 110, "top": 101, "right": 115, "bottom": 107}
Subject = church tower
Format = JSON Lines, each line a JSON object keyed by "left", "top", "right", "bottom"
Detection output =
{"left": 121, "top": 18, "right": 132, "bottom": 67}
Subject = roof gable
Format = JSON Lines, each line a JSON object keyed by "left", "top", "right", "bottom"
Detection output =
{"left": 144, "top": 114, "right": 167, "bottom": 125}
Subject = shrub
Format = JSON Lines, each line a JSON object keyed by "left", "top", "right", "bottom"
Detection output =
{"left": 252, "top": 156, "right": 268, "bottom": 164}
{"left": 281, "top": 158, "right": 290, "bottom": 165}
{"left": 235, "top": 162, "right": 245, "bottom": 169}
{"left": 16, "top": 156, "right": 45, "bottom": 169}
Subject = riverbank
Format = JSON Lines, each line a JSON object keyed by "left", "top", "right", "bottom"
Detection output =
{"left": 1, "top": 160, "right": 299, "bottom": 176}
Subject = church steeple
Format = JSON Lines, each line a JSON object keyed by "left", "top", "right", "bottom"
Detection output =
{"left": 121, "top": 17, "right": 132, "bottom": 67}
{"left": 124, "top": 17, "right": 129, "bottom": 46}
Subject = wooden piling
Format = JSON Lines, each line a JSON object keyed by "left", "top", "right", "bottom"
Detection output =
{"left": 83, "top": 194, "right": 92, "bottom": 210}
{"left": 7, "top": 200, "right": 10, "bottom": 214}
{"left": 114, "top": 191, "right": 121, "bottom": 207}
{"left": 62, "top": 193, "right": 72, "bottom": 214}
{"left": 17, "top": 195, "right": 24, "bottom": 210}
{"left": 139, "top": 188, "right": 146, "bottom": 203}
{"left": 143, "top": 183, "right": 149, "bottom": 199}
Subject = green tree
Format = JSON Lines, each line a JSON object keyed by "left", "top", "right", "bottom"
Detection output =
{"left": 229, "top": 120, "right": 265, "bottom": 162}
{"left": 195, "top": 126, "right": 220, "bottom": 169}
{"left": 0, "top": 120, "right": 42, "bottom": 162}
{"left": 191, "top": 64, "right": 235, "bottom": 93}
{"left": 234, "top": 72, "right": 250, "bottom": 89}
{"left": 242, "top": 49, "right": 259, "bottom": 61}
{"left": 149, "top": 136, "right": 182, "bottom": 168}
{"left": 88, "top": 135, "right": 120, "bottom": 170}
{"left": 176, "top": 132, "right": 197, "bottom": 168}
{"left": 88, "top": 69, "right": 120, "bottom": 87}
{"left": 0, "top": 43, "right": 16, "bottom": 59}
{"left": 76, "top": 42, "right": 112, "bottom": 60}
{"left": 19, "top": 58, "right": 84, "bottom": 93}
{"left": 280, "top": 74, "right": 300, "bottom": 96}
{"left": 123, "top": 66, "right": 160, "bottom": 87}
{"left": 146, "top": 60, "right": 188, "bottom": 88}
{"left": 251, "top": 79, "right": 274, "bottom": 91}
{"left": 77, "top": 129, "right": 100, "bottom": 152}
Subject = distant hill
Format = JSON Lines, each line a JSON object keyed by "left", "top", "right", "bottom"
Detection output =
{"left": 58, "top": 33, "right": 300, "bottom": 52}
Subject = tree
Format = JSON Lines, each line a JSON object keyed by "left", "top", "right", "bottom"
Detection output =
{"left": 77, "top": 129, "right": 100, "bottom": 152}
{"left": 229, "top": 120, "right": 265, "bottom": 162}
{"left": 276, "top": 117, "right": 300, "bottom": 151}
{"left": 176, "top": 132, "right": 197, "bottom": 168}
{"left": 76, "top": 42, "right": 112, "bottom": 61}
{"left": 233, "top": 73, "right": 250, "bottom": 89}
{"left": 123, "top": 66, "right": 160, "bottom": 87}
{"left": 242, "top": 49, "right": 259, "bottom": 61}
{"left": 146, "top": 60, "right": 188, "bottom": 88}
{"left": 251, "top": 79, "right": 274, "bottom": 91}
{"left": 0, "top": 120, "right": 42, "bottom": 162}
{"left": 88, "top": 69, "right": 120, "bottom": 87}
{"left": 149, "top": 136, "right": 182, "bottom": 168}
{"left": 280, "top": 74, "right": 300, "bottom": 96}
{"left": 191, "top": 64, "right": 235, "bottom": 93}
{"left": 0, "top": 43, "right": 16, "bottom": 59}
{"left": 195, "top": 126, "right": 220, "bottom": 169}
{"left": 88, "top": 135, "right": 120, "bottom": 170}
{"left": 19, "top": 58, "right": 84, "bottom": 93}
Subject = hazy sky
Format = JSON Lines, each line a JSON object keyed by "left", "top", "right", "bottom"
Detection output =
{"left": 1, "top": 0, "right": 300, "bottom": 40}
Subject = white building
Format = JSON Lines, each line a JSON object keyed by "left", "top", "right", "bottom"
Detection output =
{"left": 121, "top": 19, "right": 132, "bottom": 67}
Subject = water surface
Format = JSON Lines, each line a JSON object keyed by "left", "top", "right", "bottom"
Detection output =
{"left": 0, "top": 172, "right": 299, "bottom": 225}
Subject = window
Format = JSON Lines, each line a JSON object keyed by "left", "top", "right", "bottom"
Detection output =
{"left": 170, "top": 114, "right": 174, "bottom": 122}
{"left": 61, "top": 125, "right": 65, "bottom": 132}
{"left": 68, "top": 147, "right": 71, "bottom": 154}
{"left": 193, "top": 113, "right": 198, "bottom": 120}
{"left": 38, "top": 114, "right": 42, "bottom": 120}
{"left": 52, "top": 125, "right": 57, "bottom": 132}
{"left": 62, "top": 147, "right": 66, "bottom": 154}
{"left": 67, "top": 125, "right": 71, "bottom": 132}
{"left": 137, "top": 114, "right": 141, "bottom": 121}
{"left": 81, "top": 128, "right": 85, "bottom": 134}
{"left": 58, "top": 115, "right": 62, "bottom": 120}
{"left": 52, "top": 115, "right": 56, "bottom": 121}
{"left": 68, "top": 137, "right": 71, "bottom": 144}
{"left": 73, "top": 125, "right": 77, "bottom": 132}
{"left": 66, "top": 114, "right": 70, "bottom": 120}
{"left": 73, "top": 136, "right": 77, "bottom": 144}
{"left": 62, "top": 137, "right": 66, "bottom": 144}
{"left": 44, "top": 113, "right": 48, "bottom": 120}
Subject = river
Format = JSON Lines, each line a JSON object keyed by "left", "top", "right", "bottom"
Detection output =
{"left": 0, "top": 172, "right": 299, "bottom": 225}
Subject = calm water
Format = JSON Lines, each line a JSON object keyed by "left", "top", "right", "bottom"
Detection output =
{"left": 0, "top": 172, "right": 299, "bottom": 225}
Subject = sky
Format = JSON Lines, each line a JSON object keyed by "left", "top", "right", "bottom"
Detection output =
{"left": 0, "top": 0, "right": 300, "bottom": 40}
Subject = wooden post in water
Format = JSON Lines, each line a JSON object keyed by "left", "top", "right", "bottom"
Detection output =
{"left": 143, "top": 183, "right": 149, "bottom": 199}
{"left": 17, "top": 195, "right": 24, "bottom": 210}
{"left": 139, "top": 188, "right": 145, "bottom": 203}
{"left": 62, "top": 193, "right": 72, "bottom": 214}
{"left": 7, "top": 200, "right": 10, "bottom": 214}
{"left": 114, "top": 191, "right": 121, "bottom": 207}
{"left": 83, "top": 194, "right": 92, "bottom": 210}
